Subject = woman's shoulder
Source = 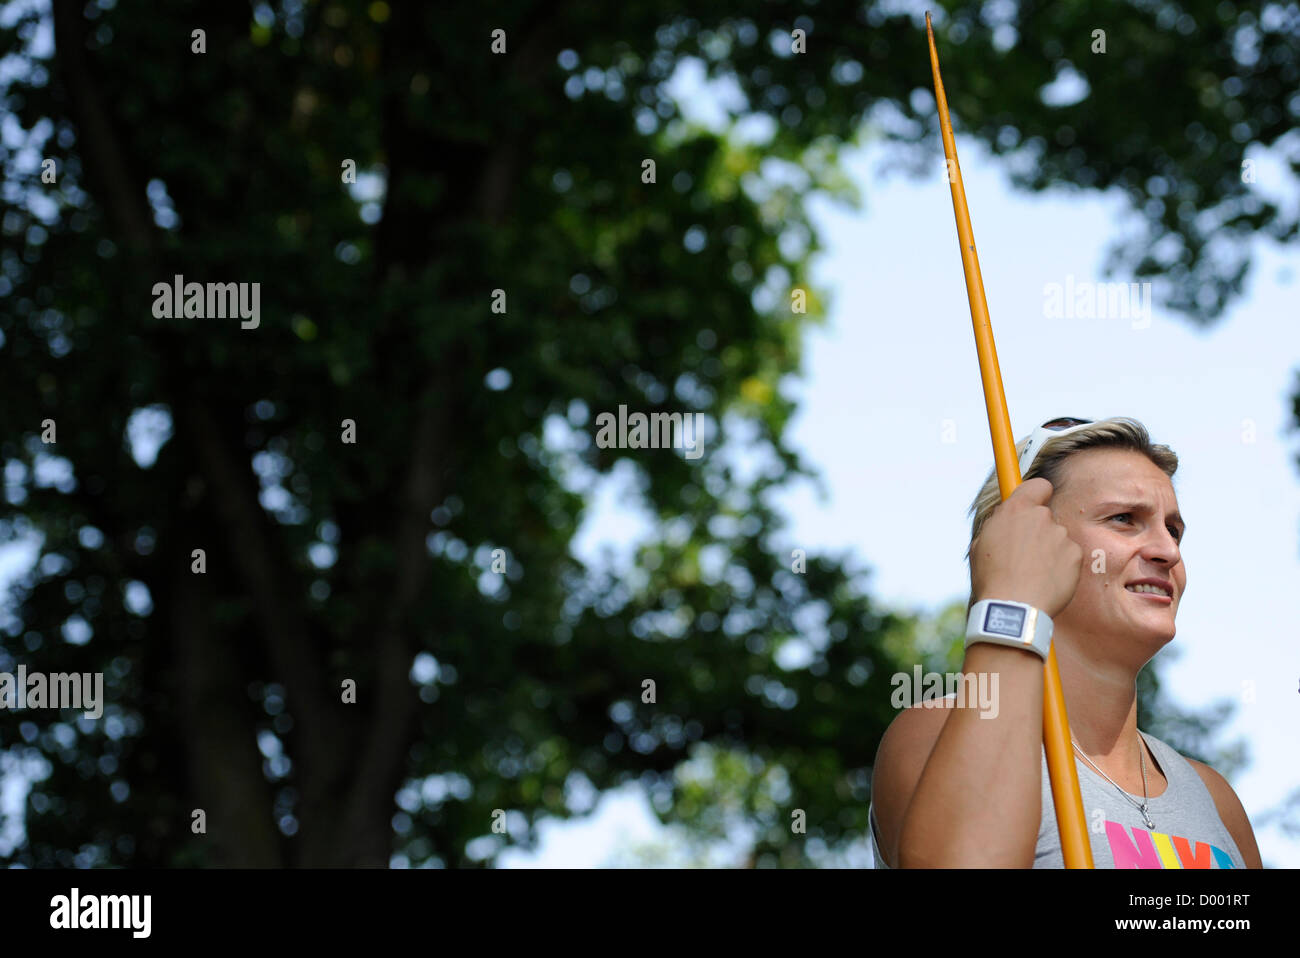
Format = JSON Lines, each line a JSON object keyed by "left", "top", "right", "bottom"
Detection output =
{"left": 1140, "top": 731, "right": 1262, "bottom": 869}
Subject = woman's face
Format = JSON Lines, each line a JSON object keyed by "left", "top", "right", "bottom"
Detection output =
{"left": 1048, "top": 447, "right": 1186, "bottom": 663}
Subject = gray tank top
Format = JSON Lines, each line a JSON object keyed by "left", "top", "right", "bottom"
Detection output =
{"left": 869, "top": 728, "right": 1245, "bottom": 868}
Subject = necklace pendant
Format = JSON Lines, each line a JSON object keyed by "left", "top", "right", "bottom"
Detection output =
{"left": 1141, "top": 805, "right": 1154, "bottom": 829}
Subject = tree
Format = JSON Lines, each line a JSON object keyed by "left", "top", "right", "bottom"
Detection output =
{"left": 0, "top": 0, "right": 1267, "bottom": 867}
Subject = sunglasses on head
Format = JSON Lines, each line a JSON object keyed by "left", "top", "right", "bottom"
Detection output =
{"left": 1018, "top": 417, "right": 1095, "bottom": 475}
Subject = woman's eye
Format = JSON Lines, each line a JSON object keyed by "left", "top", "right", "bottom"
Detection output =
{"left": 1112, "top": 513, "right": 1181, "bottom": 541}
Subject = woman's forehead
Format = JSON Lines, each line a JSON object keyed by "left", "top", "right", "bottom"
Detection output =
{"left": 1061, "top": 449, "right": 1177, "bottom": 502}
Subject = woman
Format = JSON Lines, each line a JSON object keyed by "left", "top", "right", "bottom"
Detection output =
{"left": 868, "top": 417, "right": 1261, "bottom": 868}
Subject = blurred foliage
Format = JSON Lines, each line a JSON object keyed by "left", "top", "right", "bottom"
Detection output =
{"left": 0, "top": 0, "right": 1279, "bottom": 867}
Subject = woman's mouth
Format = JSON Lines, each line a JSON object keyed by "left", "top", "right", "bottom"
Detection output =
{"left": 1125, "top": 584, "right": 1172, "bottom": 604}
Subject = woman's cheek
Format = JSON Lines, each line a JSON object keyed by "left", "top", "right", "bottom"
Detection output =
{"left": 1084, "top": 546, "right": 1111, "bottom": 577}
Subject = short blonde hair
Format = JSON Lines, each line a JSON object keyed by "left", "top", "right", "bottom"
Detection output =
{"left": 964, "top": 417, "right": 1179, "bottom": 611}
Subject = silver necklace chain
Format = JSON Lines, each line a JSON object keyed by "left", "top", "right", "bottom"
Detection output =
{"left": 1071, "top": 734, "right": 1155, "bottom": 829}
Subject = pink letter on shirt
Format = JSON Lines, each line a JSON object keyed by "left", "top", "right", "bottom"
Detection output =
{"left": 1105, "top": 821, "right": 1163, "bottom": 868}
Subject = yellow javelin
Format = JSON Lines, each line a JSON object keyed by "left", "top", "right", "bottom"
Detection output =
{"left": 925, "top": 10, "right": 1095, "bottom": 868}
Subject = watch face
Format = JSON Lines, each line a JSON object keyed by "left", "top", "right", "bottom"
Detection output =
{"left": 983, "top": 603, "right": 1027, "bottom": 638}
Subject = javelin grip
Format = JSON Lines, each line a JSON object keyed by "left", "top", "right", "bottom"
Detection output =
{"left": 924, "top": 11, "right": 1094, "bottom": 869}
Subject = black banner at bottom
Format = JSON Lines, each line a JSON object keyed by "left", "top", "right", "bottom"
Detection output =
{"left": 1, "top": 866, "right": 1280, "bottom": 943}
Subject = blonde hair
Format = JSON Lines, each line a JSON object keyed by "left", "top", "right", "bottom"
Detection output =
{"left": 964, "top": 417, "right": 1179, "bottom": 611}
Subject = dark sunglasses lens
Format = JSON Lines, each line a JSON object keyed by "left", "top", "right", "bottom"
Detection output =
{"left": 1042, "top": 417, "right": 1092, "bottom": 431}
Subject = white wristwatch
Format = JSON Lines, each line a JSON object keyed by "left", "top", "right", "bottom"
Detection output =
{"left": 964, "top": 599, "right": 1053, "bottom": 660}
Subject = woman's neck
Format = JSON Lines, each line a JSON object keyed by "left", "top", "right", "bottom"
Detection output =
{"left": 1053, "top": 635, "right": 1143, "bottom": 760}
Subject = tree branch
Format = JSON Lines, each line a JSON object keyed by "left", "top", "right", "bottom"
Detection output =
{"left": 181, "top": 400, "right": 347, "bottom": 846}
{"left": 338, "top": 400, "right": 446, "bottom": 864}
{"left": 170, "top": 535, "right": 282, "bottom": 866}
{"left": 50, "top": 0, "right": 156, "bottom": 260}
